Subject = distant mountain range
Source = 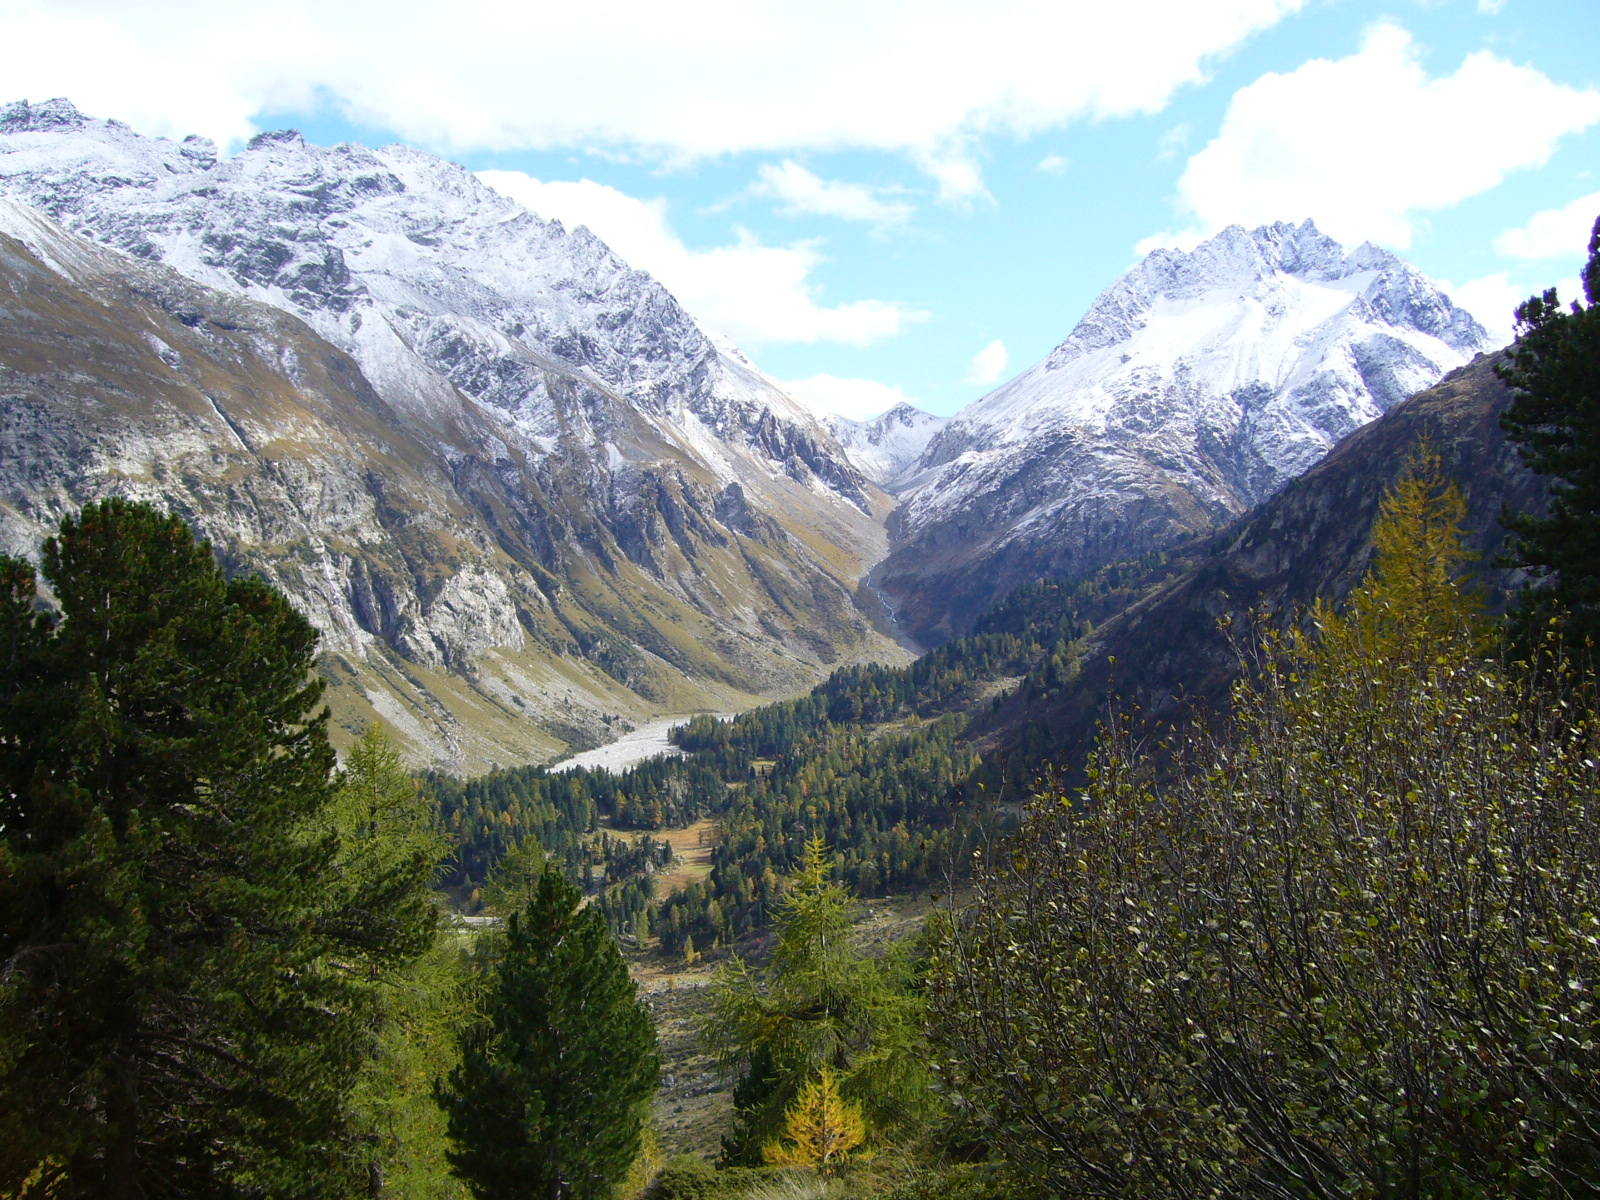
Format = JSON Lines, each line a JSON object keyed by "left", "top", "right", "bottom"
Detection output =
{"left": 823, "top": 403, "right": 947, "bottom": 490}
{"left": 0, "top": 99, "right": 1506, "bottom": 770}
{"left": 877, "top": 219, "right": 1489, "bottom": 642}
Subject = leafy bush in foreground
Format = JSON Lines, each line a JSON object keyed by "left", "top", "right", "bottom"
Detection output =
{"left": 931, "top": 459, "right": 1600, "bottom": 1198}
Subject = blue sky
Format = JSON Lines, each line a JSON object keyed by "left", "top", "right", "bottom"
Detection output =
{"left": 5, "top": 0, "right": 1597, "bottom": 419}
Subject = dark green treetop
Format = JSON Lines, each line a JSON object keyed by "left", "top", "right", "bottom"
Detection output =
{"left": 437, "top": 857, "right": 659, "bottom": 1200}
{"left": 0, "top": 498, "right": 439, "bottom": 1199}
{"left": 1499, "top": 213, "right": 1600, "bottom": 654}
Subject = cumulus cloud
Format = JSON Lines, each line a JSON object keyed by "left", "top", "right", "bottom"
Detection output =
{"left": 1167, "top": 23, "right": 1600, "bottom": 249}
{"left": 1036, "top": 154, "right": 1071, "bottom": 175}
{"left": 965, "top": 339, "right": 1010, "bottom": 385}
{"left": 0, "top": 0, "right": 1306, "bottom": 195}
{"left": 747, "top": 161, "right": 914, "bottom": 227}
{"left": 1445, "top": 272, "right": 1582, "bottom": 348}
{"left": 781, "top": 374, "right": 921, "bottom": 422}
{"left": 1495, "top": 191, "right": 1600, "bottom": 260}
{"left": 478, "top": 170, "right": 924, "bottom": 348}
{"left": 1442, "top": 274, "right": 1522, "bottom": 347}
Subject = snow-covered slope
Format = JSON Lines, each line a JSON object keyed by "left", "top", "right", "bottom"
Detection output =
{"left": 0, "top": 98, "right": 866, "bottom": 510}
{"left": 879, "top": 220, "right": 1490, "bottom": 641}
{"left": 824, "top": 403, "right": 948, "bottom": 490}
{"left": 0, "top": 100, "right": 904, "bottom": 768}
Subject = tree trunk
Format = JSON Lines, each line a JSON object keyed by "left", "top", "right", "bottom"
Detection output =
{"left": 103, "top": 984, "right": 143, "bottom": 1200}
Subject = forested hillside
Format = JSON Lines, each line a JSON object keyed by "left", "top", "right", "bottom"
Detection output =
{"left": 6, "top": 228, "right": 1598, "bottom": 1200}
{"left": 426, "top": 351, "right": 1547, "bottom": 972}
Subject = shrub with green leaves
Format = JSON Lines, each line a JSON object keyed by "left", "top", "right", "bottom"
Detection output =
{"left": 931, "top": 457, "right": 1600, "bottom": 1198}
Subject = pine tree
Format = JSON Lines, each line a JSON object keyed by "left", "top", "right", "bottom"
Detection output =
{"left": 705, "top": 837, "right": 933, "bottom": 1165}
{"left": 0, "top": 499, "right": 439, "bottom": 1198}
{"left": 438, "top": 860, "right": 659, "bottom": 1200}
{"left": 1499, "top": 213, "right": 1600, "bottom": 655}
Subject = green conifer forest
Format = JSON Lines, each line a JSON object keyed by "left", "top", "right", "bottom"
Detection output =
{"left": 4, "top": 233, "right": 1600, "bottom": 1200}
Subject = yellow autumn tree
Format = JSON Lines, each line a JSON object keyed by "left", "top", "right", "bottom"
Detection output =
{"left": 761, "top": 1068, "right": 866, "bottom": 1172}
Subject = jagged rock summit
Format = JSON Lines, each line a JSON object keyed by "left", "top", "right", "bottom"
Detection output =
{"left": 0, "top": 99, "right": 902, "bottom": 770}
{"left": 823, "top": 402, "right": 948, "bottom": 490}
{"left": 0, "top": 98, "right": 864, "bottom": 504}
{"left": 878, "top": 219, "right": 1491, "bottom": 642}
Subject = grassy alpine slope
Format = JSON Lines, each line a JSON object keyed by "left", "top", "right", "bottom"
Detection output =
{"left": 0, "top": 202, "right": 905, "bottom": 775}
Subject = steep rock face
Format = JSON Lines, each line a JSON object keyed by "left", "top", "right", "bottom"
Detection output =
{"left": 824, "top": 402, "right": 948, "bottom": 490}
{"left": 0, "top": 100, "right": 868, "bottom": 509}
{"left": 879, "top": 220, "right": 1490, "bottom": 642}
{"left": 971, "top": 353, "right": 1544, "bottom": 776}
{"left": 0, "top": 100, "right": 907, "bottom": 769}
{"left": 0, "top": 198, "right": 900, "bottom": 773}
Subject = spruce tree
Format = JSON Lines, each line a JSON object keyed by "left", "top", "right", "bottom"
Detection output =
{"left": 1499, "top": 213, "right": 1600, "bottom": 654}
{"left": 0, "top": 499, "right": 439, "bottom": 1198}
{"left": 438, "top": 860, "right": 659, "bottom": 1200}
{"left": 705, "top": 837, "right": 934, "bottom": 1165}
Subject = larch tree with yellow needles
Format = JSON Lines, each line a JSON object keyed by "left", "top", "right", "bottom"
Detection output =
{"left": 762, "top": 1068, "right": 866, "bottom": 1172}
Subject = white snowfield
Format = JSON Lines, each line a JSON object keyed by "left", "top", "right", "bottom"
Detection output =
{"left": 825, "top": 403, "right": 949, "bottom": 491}
{"left": 906, "top": 219, "right": 1489, "bottom": 536}
{"left": 548, "top": 712, "right": 732, "bottom": 775}
{"left": 548, "top": 716, "right": 691, "bottom": 775}
{"left": 0, "top": 98, "right": 868, "bottom": 513}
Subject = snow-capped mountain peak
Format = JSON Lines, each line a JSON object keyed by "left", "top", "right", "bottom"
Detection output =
{"left": 926, "top": 219, "right": 1486, "bottom": 479}
{"left": 0, "top": 98, "right": 865, "bottom": 508}
{"left": 881, "top": 219, "right": 1491, "bottom": 642}
{"left": 824, "top": 402, "right": 948, "bottom": 490}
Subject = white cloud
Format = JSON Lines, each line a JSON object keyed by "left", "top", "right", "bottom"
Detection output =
{"left": 0, "top": 0, "right": 1307, "bottom": 195}
{"left": 781, "top": 374, "right": 920, "bottom": 422}
{"left": 1494, "top": 192, "right": 1600, "bottom": 260}
{"left": 1156, "top": 123, "right": 1190, "bottom": 160}
{"left": 478, "top": 170, "right": 925, "bottom": 347}
{"left": 747, "top": 161, "right": 913, "bottom": 227}
{"left": 1442, "top": 274, "right": 1521, "bottom": 347}
{"left": 965, "top": 339, "right": 1010, "bottom": 385}
{"left": 1445, "top": 272, "right": 1582, "bottom": 348}
{"left": 1170, "top": 23, "right": 1600, "bottom": 248}
{"left": 1036, "top": 154, "right": 1071, "bottom": 175}
{"left": 1478, "top": 0, "right": 1506, "bottom": 13}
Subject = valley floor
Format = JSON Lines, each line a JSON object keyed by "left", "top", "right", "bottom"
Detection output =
{"left": 550, "top": 715, "right": 698, "bottom": 773}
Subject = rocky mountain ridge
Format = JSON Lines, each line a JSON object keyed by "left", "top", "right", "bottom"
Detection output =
{"left": 823, "top": 402, "right": 947, "bottom": 490}
{"left": 878, "top": 220, "right": 1491, "bottom": 643}
{"left": 971, "top": 352, "right": 1542, "bottom": 776}
{"left": 0, "top": 101, "right": 904, "bottom": 770}
{"left": 0, "top": 99, "right": 865, "bottom": 507}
